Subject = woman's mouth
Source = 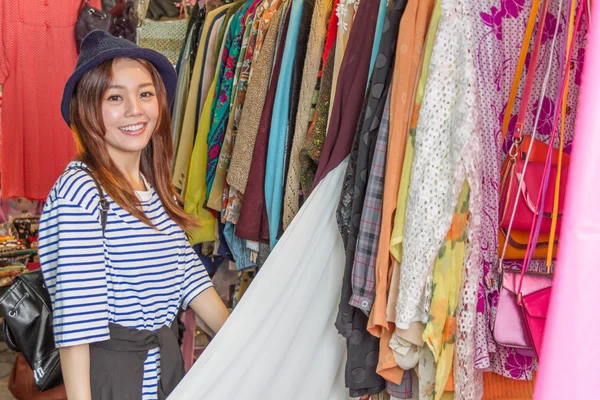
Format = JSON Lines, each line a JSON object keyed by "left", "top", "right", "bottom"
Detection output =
{"left": 119, "top": 122, "right": 147, "bottom": 136}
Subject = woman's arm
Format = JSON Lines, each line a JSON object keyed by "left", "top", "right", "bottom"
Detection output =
{"left": 189, "top": 287, "right": 230, "bottom": 336}
{"left": 59, "top": 344, "right": 92, "bottom": 400}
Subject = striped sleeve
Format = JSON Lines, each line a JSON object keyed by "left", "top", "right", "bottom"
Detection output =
{"left": 38, "top": 197, "right": 110, "bottom": 348}
{"left": 180, "top": 241, "right": 213, "bottom": 309}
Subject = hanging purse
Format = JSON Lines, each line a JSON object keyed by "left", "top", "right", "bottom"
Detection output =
{"left": 497, "top": 0, "right": 570, "bottom": 238}
{"left": 520, "top": 1, "right": 585, "bottom": 357}
{"left": 499, "top": 133, "right": 571, "bottom": 257}
{"left": 498, "top": 228, "right": 557, "bottom": 260}
{"left": 496, "top": 0, "right": 568, "bottom": 260}
{"left": 500, "top": 159, "right": 568, "bottom": 234}
{"left": 75, "top": 0, "right": 138, "bottom": 52}
{"left": 137, "top": 0, "right": 190, "bottom": 65}
{"left": 146, "top": 0, "right": 184, "bottom": 19}
{"left": 494, "top": 0, "right": 584, "bottom": 358}
{"left": 495, "top": 269, "right": 552, "bottom": 356}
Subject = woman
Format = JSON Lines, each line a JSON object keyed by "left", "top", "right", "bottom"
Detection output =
{"left": 38, "top": 31, "right": 230, "bottom": 400}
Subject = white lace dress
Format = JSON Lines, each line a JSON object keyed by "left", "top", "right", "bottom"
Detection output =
{"left": 395, "top": 0, "right": 483, "bottom": 327}
{"left": 393, "top": 0, "right": 485, "bottom": 397}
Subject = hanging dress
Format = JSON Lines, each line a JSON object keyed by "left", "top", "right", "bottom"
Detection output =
{"left": 282, "top": 0, "right": 334, "bottom": 228}
{"left": 0, "top": 0, "right": 101, "bottom": 199}
{"left": 205, "top": 0, "right": 255, "bottom": 200}
{"left": 235, "top": 3, "right": 291, "bottom": 243}
{"left": 298, "top": 6, "right": 338, "bottom": 199}
{"left": 366, "top": 0, "right": 435, "bottom": 384}
{"left": 173, "top": 5, "right": 231, "bottom": 192}
{"left": 264, "top": 0, "right": 306, "bottom": 248}
{"left": 227, "top": 0, "right": 289, "bottom": 195}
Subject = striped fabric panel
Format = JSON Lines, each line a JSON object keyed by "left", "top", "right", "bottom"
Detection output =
{"left": 39, "top": 195, "right": 110, "bottom": 346}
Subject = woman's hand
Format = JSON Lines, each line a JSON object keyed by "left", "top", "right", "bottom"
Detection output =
{"left": 189, "top": 287, "right": 230, "bottom": 336}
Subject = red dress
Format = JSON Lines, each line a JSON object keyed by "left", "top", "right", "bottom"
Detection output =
{"left": 0, "top": 0, "right": 100, "bottom": 200}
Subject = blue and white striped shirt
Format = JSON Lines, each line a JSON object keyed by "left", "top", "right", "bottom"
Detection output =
{"left": 38, "top": 161, "right": 213, "bottom": 400}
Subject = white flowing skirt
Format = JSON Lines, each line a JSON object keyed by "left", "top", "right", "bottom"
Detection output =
{"left": 168, "top": 161, "right": 349, "bottom": 400}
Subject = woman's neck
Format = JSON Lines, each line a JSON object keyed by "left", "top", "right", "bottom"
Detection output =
{"left": 107, "top": 149, "right": 146, "bottom": 191}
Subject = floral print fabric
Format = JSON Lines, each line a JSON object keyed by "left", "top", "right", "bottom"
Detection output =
{"left": 205, "top": 0, "right": 255, "bottom": 200}
{"left": 218, "top": 1, "right": 269, "bottom": 221}
{"left": 469, "top": 0, "right": 585, "bottom": 386}
{"left": 227, "top": 0, "right": 288, "bottom": 195}
{"left": 422, "top": 182, "right": 469, "bottom": 400}
{"left": 207, "top": 2, "right": 260, "bottom": 212}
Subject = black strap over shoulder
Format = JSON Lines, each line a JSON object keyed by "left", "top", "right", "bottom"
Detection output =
{"left": 0, "top": 165, "right": 112, "bottom": 392}
{"left": 74, "top": 166, "right": 109, "bottom": 236}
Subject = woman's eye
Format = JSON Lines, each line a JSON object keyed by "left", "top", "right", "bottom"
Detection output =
{"left": 140, "top": 91, "right": 155, "bottom": 98}
{"left": 107, "top": 95, "right": 122, "bottom": 101}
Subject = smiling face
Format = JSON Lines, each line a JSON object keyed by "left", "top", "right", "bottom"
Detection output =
{"left": 101, "top": 58, "right": 159, "bottom": 161}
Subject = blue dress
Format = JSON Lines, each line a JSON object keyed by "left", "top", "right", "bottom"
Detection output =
{"left": 264, "top": 0, "right": 305, "bottom": 249}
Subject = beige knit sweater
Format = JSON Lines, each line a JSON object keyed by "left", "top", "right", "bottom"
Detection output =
{"left": 281, "top": 0, "right": 334, "bottom": 229}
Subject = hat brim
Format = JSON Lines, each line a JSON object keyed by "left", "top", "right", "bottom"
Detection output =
{"left": 61, "top": 47, "right": 177, "bottom": 126}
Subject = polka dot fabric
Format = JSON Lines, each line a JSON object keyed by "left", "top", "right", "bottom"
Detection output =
{"left": 0, "top": 0, "right": 102, "bottom": 200}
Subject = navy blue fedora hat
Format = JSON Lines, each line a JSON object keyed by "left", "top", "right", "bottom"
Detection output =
{"left": 61, "top": 30, "right": 177, "bottom": 126}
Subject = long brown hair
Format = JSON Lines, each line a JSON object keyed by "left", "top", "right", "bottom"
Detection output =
{"left": 69, "top": 58, "right": 198, "bottom": 233}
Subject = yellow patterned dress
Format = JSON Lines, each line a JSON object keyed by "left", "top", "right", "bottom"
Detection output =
{"left": 421, "top": 182, "right": 469, "bottom": 400}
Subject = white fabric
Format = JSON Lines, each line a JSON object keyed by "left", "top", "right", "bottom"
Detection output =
{"left": 168, "top": 161, "right": 350, "bottom": 400}
{"left": 395, "top": 0, "right": 482, "bottom": 331}
{"left": 389, "top": 335, "right": 420, "bottom": 370}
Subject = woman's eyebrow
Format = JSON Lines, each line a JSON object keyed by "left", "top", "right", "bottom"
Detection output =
{"left": 108, "top": 82, "right": 154, "bottom": 89}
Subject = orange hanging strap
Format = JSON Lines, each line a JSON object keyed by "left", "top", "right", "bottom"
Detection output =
{"left": 502, "top": 0, "right": 544, "bottom": 140}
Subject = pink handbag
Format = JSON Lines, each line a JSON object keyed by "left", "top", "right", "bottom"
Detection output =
{"left": 521, "top": 282, "right": 552, "bottom": 353}
{"left": 493, "top": 0, "right": 584, "bottom": 358}
{"left": 494, "top": 270, "right": 552, "bottom": 356}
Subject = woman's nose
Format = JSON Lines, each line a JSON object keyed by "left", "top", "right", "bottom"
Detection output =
{"left": 125, "top": 95, "right": 143, "bottom": 116}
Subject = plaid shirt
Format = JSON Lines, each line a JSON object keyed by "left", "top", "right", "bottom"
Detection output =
{"left": 387, "top": 369, "right": 414, "bottom": 399}
{"left": 349, "top": 92, "right": 391, "bottom": 311}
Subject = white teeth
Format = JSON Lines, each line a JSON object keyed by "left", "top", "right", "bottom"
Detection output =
{"left": 121, "top": 124, "right": 144, "bottom": 132}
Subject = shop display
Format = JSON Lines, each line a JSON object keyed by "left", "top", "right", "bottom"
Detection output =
{"left": 0, "top": 0, "right": 593, "bottom": 397}
{"left": 164, "top": 0, "right": 587, "bottom": 395}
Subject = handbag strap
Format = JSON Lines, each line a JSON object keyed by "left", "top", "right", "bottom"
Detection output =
{"left": 545, "top": 0, "right": 580, "bottom": 267}
{"left": 517, "top": 0, "right": 586, "bottom": 296}
{"left": 502, "top": 0, "right": 549, "bottom": 145}
{"left": 74, "top": 166, "right": 110, "bottom": 235}
{"left": 497, "top": 0, "right": 559, "bottom": 271}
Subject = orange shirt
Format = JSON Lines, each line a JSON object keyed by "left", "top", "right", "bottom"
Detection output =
{"left": 366, "top": 0, "right": 435, "bottom": 384}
